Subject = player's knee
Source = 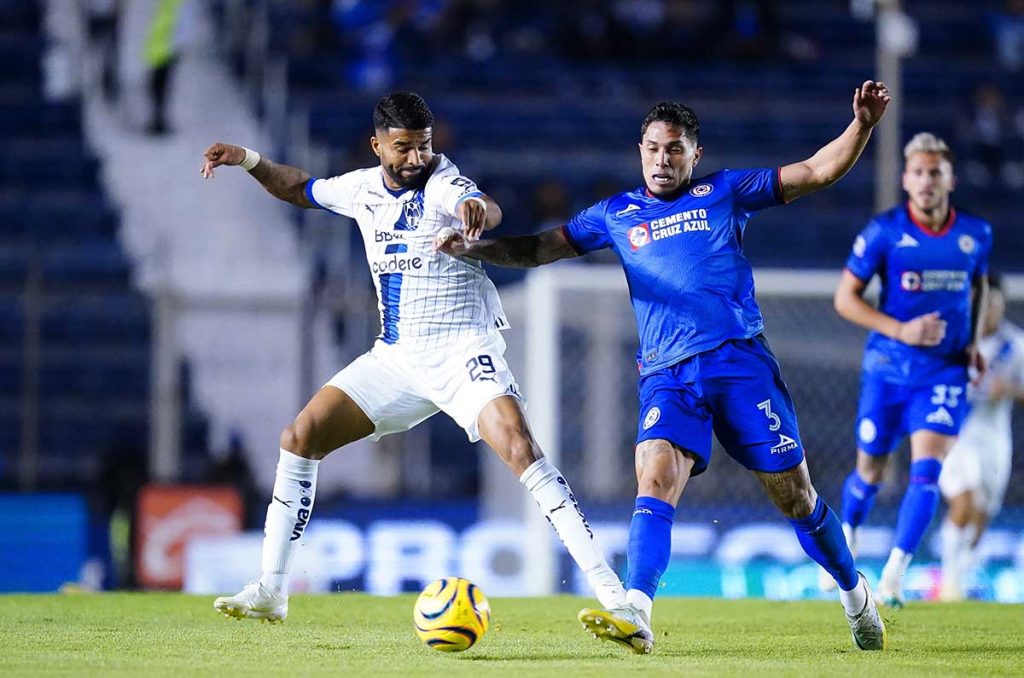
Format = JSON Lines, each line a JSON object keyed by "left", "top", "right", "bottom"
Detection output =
{"left": 280, "top": 420, "right": 324, "bottom": 460}
{"left": 637, "top": 463, "right": 684, "bottom": 498}
{"left": 855, "top": 453, "right": 887, "bottom": 484}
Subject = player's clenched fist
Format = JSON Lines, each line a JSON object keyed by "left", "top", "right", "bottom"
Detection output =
{"left": 457, "top": 197, "right": 488, "bottom": 241}
{"left": 897, "top": 311, "right": 946, "bottom": 346}
{"left": 200, "top": 142, "right": 245, "bottom": 179}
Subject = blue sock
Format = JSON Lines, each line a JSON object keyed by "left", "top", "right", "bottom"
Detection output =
{"left": 790, "top": 497, "right": 859, "bottom": 591}
{"left": 625, "top": 496, "right": 675, "bottom": 600}
{"left": 894, "top": 458, "right": 943, "bottom": 554}
{"left": 841, "top": 470, "right": 880, "bottom": 528}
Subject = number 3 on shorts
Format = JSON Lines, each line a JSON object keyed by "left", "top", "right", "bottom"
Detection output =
{"left": 758, "top": 399, "right": 781, "bottom": 432}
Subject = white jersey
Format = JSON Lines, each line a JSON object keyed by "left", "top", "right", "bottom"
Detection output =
{"left": 307, "top": 155, "right": 508, "bottom": 350}
{"left": 961, "top": 320, "right": 1024, "bottom": 444}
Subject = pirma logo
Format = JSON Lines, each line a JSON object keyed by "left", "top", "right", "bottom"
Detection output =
{"left": 770, "top": 434, "right": 799, "bottom": 454}
{"left": 689, "top": 183, "right": 714, "bottom": 198}
{"left": 643, "top": 406, "right": 661, "bottom": 430}
{"left": 628, "top": 224, "right": 651, "bottom": 251}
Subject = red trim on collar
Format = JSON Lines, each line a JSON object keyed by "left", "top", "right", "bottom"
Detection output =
{"left": 906, "top": 202, "right": 956, "bottom": 237}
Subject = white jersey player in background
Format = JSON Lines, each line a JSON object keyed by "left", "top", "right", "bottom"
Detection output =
{"left": 200, "top": 92, "right": 625, "bottom": 622}
{"left": 938, "top": 274, "right": 1024, "bottom": 600}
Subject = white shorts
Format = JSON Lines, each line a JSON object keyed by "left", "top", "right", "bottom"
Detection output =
{"left": 938, "top": 429, "right": 1012, "bottom": 516}
{"left": 325, "top": 332, "right": 523, "bottom": 443}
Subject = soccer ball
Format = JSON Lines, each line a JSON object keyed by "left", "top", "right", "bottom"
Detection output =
{"left": 413, "top": 577, "right": 491, "bottom": 652}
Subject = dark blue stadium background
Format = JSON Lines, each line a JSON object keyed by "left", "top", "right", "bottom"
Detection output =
{"left": 1, "top": 0, "right": 1022, "bottom": 592}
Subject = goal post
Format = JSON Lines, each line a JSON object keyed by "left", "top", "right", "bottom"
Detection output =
{"left": 489, "top": 264, "right": 1024, "bottom": 596}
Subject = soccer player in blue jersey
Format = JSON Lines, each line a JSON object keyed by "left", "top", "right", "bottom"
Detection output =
{"left": 437, "top": 81, "right": 892, "bottom": 653}
{"left": 833, "top": 132, "right": 991, "bottom": 608}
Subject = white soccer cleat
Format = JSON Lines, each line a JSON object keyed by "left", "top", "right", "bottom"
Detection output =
{"left": 846, "top": 574, "right": 887, "bottom": 651}
{"left": 214, "top": 582, "right": 288, "bottom": 623}
{"left": 578, "top": 604, "right": 654, "bottom": 655}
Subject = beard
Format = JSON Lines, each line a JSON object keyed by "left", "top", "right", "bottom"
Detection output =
{"left": 384, "top": 162, "right": 430, "bottom": 190}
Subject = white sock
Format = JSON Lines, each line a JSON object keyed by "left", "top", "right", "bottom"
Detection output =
{"left": 957, "top": 523, "right": 979, "bottom": 588}
{"left": 258, "top": 448, "right": 320, "bottom": 597}
{"left": 880, "top": 547, "right": 913, "bottom": 591}
{"left": 626, "top": 589, "right": 653, "bottom": 622}
{"left": 940, "top": 519, "right": 967, "bottom": 594}
{"left": 838, "top": 575, "right": 868, "bottom": 616}
{"left": 519, "top": 457, "right": 625, "bottom": 607}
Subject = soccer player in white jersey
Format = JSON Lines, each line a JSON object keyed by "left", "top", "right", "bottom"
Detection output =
{"left": 199, "top": 92, "right": 625, "bottom": 622}
{"left": 938, "top": 274, "right": 1024, "bottom": 600}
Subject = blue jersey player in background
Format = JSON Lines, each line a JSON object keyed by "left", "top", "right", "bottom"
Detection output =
{"left": 832, "top": 132, "right": 991, "bottom": 608}
{"left": 438, "top": 81, "right": 891, "bottom": 653}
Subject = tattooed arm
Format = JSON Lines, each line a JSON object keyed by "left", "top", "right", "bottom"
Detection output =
{"left": 435, "top": 225, "right": 580, "bottom": 268}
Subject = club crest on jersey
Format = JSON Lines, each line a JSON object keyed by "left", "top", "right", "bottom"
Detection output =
{"left": 628, "top": 224, "right": 651, "bottom": 251}
{"left": 689, "top": 183, "right": 713, "bottom": 198}
{"left": 402, "top": 199, "right": 423, "bottom": 229}
{"left": 643, "top": 407, "right": 661, "bottom": 430}
{"left": 958, "top": 235, "right": 975, "bottom": 254}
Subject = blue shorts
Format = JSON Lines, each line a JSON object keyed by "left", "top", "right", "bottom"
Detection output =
{"left": 855, "top": 374, "right": 968, "bottom": 455}
{"left": 636, "top": 335, "right": 805, "bottom": 476}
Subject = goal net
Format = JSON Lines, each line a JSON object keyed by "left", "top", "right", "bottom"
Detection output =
{"left": 485, "top": 264, "right": 1024, "bottom": 600}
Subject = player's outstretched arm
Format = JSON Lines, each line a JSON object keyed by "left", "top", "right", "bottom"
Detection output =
{"left": 200, "top": 142, "right": 315, "bottom": 208}
{"left": 435, "top": 225, "right": 579, "bottom": 268}
{"left": 778, "top": 81, "right": 891, "bottom": 203}
{"left": 834, "top": 269, "right": 946, "bottom": 346}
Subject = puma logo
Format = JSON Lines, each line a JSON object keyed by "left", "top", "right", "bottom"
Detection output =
{"left": 273, "top": 495, "right": 293, "bottom": 508}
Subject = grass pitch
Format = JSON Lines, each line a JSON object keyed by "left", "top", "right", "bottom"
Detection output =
{"left": 1, "top": 594, "right": 1021, "bottom": 677}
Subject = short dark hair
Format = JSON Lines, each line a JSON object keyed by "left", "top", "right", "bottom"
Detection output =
{"left": 641, "top": 102, "right": 700, "bottom": 143}
{"left": 373, "top": 92, "right": 434, "bottom": 132}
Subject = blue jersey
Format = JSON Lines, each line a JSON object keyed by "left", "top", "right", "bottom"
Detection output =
{"left": 845, "top": 205, "right": 992, "bottom": 385}
{"left": 562, "top": 168, "right": 783, "bottom": 375}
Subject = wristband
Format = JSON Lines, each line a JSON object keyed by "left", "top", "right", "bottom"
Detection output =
{"left": 240, "top": 147, "right": 261, "bottom": 171}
